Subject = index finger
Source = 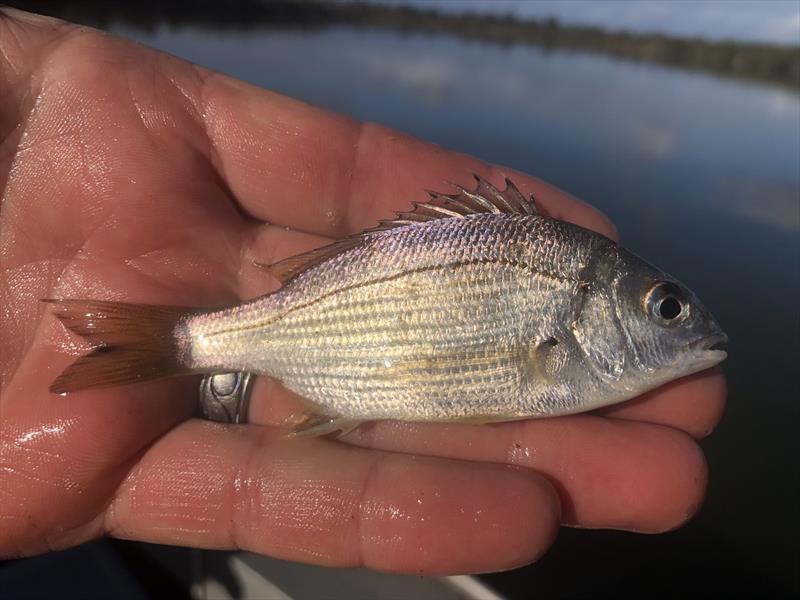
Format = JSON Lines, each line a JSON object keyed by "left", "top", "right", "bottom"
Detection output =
{"left": 195, "top": 71, "right": 618, "bottom": 240}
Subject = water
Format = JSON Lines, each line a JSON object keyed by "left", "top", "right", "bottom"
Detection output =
{"left": 114, "top": 24, "right": 800, "bottom": 598}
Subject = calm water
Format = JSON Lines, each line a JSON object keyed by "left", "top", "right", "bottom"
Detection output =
{"left": 116, "top": 25, "right": 800, "bottom": 598}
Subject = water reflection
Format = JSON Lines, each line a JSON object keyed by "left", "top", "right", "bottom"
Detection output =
{"left": 714, "top": 179, "right": 800, "bottom": 231}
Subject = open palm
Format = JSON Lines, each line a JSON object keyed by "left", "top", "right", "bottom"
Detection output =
{"left": 0, "top": 9, "right": 726, "bottom": 575}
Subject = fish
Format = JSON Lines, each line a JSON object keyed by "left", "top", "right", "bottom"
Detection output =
{"left": 45, "top": 175, "right": 727, "bottom": 436}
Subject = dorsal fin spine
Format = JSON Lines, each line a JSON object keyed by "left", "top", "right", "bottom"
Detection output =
{"left": 501, "top": 177, "right": 525, "bottom": 212}
{"left": 413, "top": 202, "right": 463, "bottom": 219}
{"left": 449, "top": 183, "right": 500, "bottom": 213}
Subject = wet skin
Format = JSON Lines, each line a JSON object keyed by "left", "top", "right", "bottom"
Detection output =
{"left": 0, "top": 9, "right": 726, "bottom": 575}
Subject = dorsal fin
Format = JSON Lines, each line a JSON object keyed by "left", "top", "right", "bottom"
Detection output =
{"left": 361, "top": 174, "right": 538, "bottom": 234}
{"left": 256, "top": 174, "right": 539, "bottom": 285}
{"left": 254, "top": 237, "right": 364, "bottom": 285}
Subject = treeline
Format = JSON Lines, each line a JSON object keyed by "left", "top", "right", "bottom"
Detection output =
{"left": 9, "top": 0, "right": 800, "bottom": 88}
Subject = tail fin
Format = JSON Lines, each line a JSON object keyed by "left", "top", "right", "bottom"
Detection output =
{"left": 44, "top": 299, "right": 196, "bottom": 393}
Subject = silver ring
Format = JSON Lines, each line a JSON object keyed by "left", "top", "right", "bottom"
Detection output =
{"left": 199, "top": 372, "right": 254, "bottom": 424}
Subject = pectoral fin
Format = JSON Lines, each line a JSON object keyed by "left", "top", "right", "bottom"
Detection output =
{"left": 528, "top": 337, "right": 562, "bottom": 384}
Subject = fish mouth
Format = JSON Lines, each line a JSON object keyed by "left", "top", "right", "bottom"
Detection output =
{"left": 688, "top": 332, "right": 728, "bottom": 367}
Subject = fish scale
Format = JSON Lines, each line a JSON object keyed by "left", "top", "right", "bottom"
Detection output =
{"left": 263, "top": 274, "right": 536, "bottom": 346}
{"left": 184, "top": 214, "right": 599, "bottom": 421}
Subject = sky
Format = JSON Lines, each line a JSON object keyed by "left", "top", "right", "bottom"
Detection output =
{"left": 368, "top": 0, "right": 800, "bottom": 46}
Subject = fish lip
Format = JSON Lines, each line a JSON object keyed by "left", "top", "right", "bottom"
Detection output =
{"left": 690, "top": 332, "right": 728, "bottom": 352}
{"left": 687, "top": 332, "right": 729, "bottom": 366}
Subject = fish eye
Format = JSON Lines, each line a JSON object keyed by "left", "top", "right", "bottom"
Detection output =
{"left": 645, "top": 282, "right": 687, "bottom": 325}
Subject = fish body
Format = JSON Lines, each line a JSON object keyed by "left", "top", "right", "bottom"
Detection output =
{"left": 48, "top": 176, "right": 727, "bottom": 434}
{"left": 188, "top": 214, "right": 606, "bottom": 421}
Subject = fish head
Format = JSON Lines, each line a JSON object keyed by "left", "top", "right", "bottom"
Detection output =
{"left": 612, "top": 247, "right": 727, "bottom": 390}
{"left": 573, "top": 246, "right": 727, "bottom": 402}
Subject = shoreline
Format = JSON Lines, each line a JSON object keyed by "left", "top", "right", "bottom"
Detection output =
{"left": 11, "top": 0, "right": 800, "bottom": 89}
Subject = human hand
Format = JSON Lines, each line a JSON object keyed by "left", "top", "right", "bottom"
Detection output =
{"left": 0, "top": 9, "right": 725, "bottom": 575}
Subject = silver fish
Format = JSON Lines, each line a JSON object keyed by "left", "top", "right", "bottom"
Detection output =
{"left": 47, "top": 175, "right": 727, "bottom": 436}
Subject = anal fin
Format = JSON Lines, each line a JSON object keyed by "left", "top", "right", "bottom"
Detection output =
{"left": 284, "top": 414, "right": 362, "bottom": 439}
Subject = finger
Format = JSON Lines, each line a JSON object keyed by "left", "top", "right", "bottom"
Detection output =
{"left": 0, "top": 11, "right": 59, "bottom": 157}
{"left": 343, "top": 417, "right": 707, "bottom": 534}
{"left": 0, "top": 10, "right": 66, "bottom": 90}
{"left": 0, "top": 12, "right": 615, "bottom": 241}
{"left": 245, "top": 379, "right": 707, "bottom": 533}
{"left": 197, "top": 72, "right": 617, "bottom": 240}
{"left": 598, "top": 368, "right": 727, "bottom": 439}
{"left": 105, "top": 420, "right": 560, "bottom": 575}
{"left": 0, "top": 371, "right": 194, "bottom": 557}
